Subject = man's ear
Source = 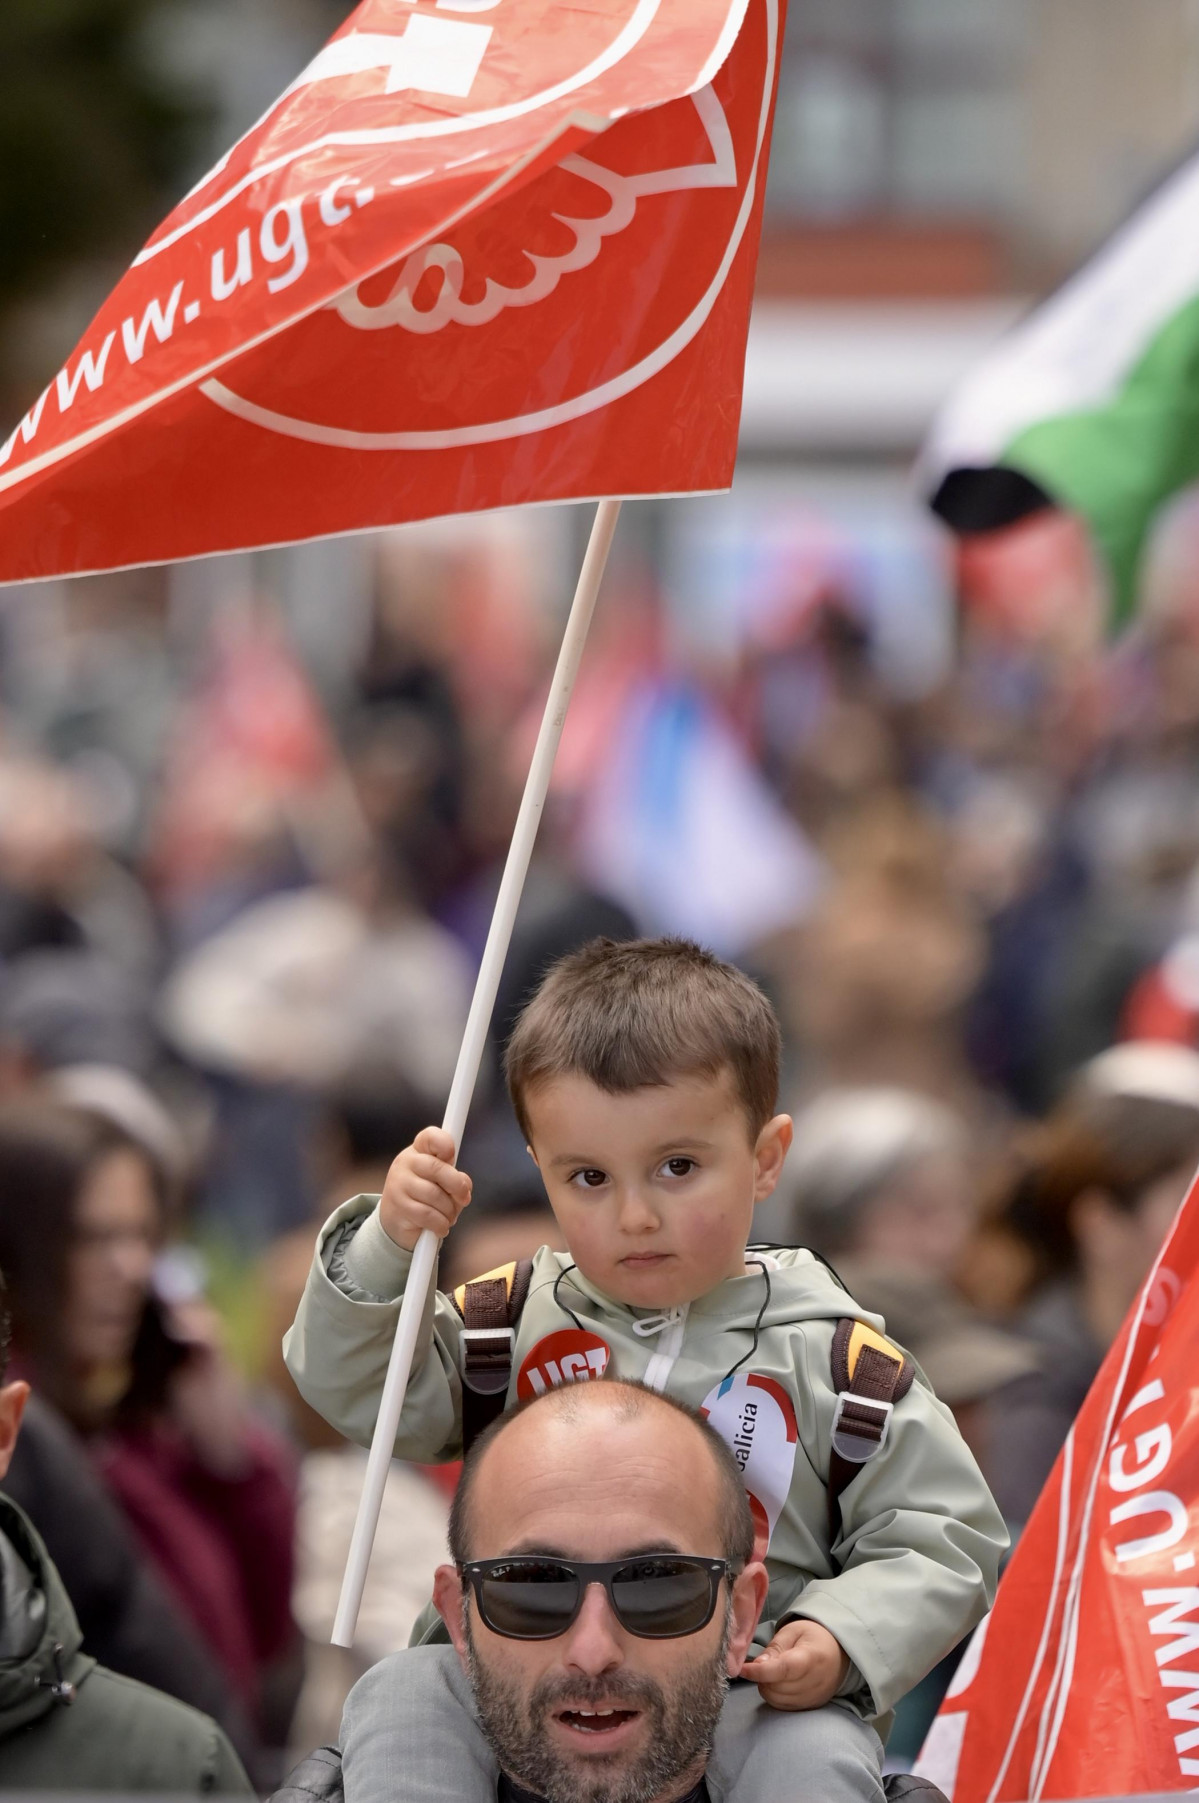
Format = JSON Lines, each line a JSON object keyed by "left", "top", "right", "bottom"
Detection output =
{"left": 753, "top": 1115, "right": 793, "bottom": 1204}
{"left": 433, "top": 1562, "right": 470, "bottom": 1670}
{"left": 526, "top": 1143, "right": 540, "bottom": 1169}
{"left": 0, "top": 1381, "right": 30, "bottom": 1482}
{"left": 726, "top": 1559, "right": 770, "bottom": 1676}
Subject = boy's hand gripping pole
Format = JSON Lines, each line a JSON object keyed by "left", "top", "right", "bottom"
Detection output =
{"left": 332, "top": 499, "right": 622, "bottom": 1647}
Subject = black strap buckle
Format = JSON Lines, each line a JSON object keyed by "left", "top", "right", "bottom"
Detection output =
{"left": 831, "top": 1391, "right": 893, "bottom": 1463}
{"left": 460, "top": 1326, "right": 516, "bottom": 1395}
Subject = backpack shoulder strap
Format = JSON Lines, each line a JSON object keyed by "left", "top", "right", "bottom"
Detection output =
{"left": 827, "top": 1318, "right": 915, "bottom": 1543}
{"left": 452, "top": 1258, "right": 535, "bottom": 1455}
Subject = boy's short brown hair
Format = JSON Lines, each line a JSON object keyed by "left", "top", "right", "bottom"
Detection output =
{"left": 504, "top": 937, "right": 781, "bottom": 1141}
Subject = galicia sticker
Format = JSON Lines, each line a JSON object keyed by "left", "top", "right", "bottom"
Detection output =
{"left": 517, "top": 1329, "right": 611, "bottom": 1400}
{"left": 700, "top": 1371, "right": 798, "bottom": 1558}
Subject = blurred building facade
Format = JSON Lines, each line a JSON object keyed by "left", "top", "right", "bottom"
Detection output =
{"left": 746, "top": 0, "right": 1199, "bottom": 438}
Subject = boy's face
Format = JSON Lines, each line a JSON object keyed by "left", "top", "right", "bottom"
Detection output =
{"left": 524, "top": 1069, "right": 792, "bottom": 1308}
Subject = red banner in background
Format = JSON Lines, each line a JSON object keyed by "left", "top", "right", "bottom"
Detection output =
{"left": 916, "top": 1173, "right": 1199, "bottom": 1801}
{"left": 0, "top": 0, "right": 782, "bottom": 580}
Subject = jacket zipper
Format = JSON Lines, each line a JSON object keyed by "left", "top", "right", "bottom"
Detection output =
{"left": 640, "top": 1304, "right": 689, "bottom": 1391}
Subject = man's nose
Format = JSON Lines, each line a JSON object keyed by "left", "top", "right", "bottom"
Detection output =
{"left": 561, "top": 1582, "right": 625, "bottom": 1676}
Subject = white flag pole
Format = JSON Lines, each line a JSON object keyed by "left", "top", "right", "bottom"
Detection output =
{"left": 332, "top": 497, "right": 623, "bottom": 1647}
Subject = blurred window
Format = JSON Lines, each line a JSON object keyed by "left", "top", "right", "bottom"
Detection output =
{"left": 768, "top": 0, "right": 1029, "bottom": 219}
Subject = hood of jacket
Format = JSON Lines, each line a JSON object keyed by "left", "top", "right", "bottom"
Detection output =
{"left": 0, "top": 1490, "right": 94, "bottom": 1738}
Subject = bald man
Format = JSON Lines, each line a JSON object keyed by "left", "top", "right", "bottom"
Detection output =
{"left": 341, "top": 1381, "right": 886, "bottom": 1803}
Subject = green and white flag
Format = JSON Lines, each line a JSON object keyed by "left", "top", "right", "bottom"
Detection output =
{"left": 921, "top": 150, "right": 1199, "bottom": 627}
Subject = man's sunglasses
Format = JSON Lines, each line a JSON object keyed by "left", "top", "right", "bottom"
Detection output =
{"left": 457, "top": 1554, "right": 733, "bottom": 1641}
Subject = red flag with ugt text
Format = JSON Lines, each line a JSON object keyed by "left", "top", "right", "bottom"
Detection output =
{"left": 916, "top": 1174, "right": 1199, "bottom": 1801}
{"left": 0, "top": 0, "right": 782, "bottom": 580}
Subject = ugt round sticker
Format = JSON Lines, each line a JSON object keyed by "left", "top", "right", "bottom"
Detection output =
{"left": 517, "top": 1329, "right": 611, "bottom": 1400}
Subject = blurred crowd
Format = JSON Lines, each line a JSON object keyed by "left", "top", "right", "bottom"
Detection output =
{"left": 3, "top": 506, "right": 1199, "bottom": 1777}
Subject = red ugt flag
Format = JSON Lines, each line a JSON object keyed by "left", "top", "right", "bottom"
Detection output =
{"left": 916, "top": 1173, "right": 1199, "bottom": 1801}
{"left": 0, "top": 0, "right": 782, "bottom": 579}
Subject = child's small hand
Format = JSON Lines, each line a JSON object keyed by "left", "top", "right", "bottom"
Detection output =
{"left": 379, "top": 1127, "right": 472, "bottom": 1252}
{"left": 741, "top": 1619, "right": 850, "bottom": 1711}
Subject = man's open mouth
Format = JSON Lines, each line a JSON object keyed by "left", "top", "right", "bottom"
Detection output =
{"left": 554, "top": 1705, "right": 641, "bottom": 1739}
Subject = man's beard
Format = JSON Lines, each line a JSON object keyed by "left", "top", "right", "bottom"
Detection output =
{"left": 464, "top": 1612, "right": 730, "bottom": 1803}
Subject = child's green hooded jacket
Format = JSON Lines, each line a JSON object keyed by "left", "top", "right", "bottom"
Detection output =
{"left": 284, "top": 1196, "right": 1008, "bottom": 1721}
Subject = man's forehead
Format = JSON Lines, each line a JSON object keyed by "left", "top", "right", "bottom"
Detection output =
{"left": 470, "top": 1400, "right": 722, "bottom": 1556}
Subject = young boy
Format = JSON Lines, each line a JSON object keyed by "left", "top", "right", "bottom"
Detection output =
{"left": 285, "top": 938, "right": 1007, "bottom": 1802}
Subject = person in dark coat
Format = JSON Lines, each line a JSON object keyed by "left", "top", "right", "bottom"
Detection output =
{"left": 986, "top": 1042, "right": 1199, "bottom": 1526}
{"left": 0, "top": 1272, "right": 251, "bottom": 1792}
{"left": 2, "top": 1389, "right": 252, "bottom": 1752}
{"left": 0, "top": 1099, "right": 298, "bottom": 1738}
